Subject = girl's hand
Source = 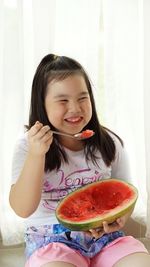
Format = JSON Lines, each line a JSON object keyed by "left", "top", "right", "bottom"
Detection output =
{"left": 87, "top": 219, "right": 124, "bottom": 239}
{"left": 28, "top": 121, "right": 53, "bottom": 156}
{"left": 87, "top": 207, "right": 134, "bottom": 239}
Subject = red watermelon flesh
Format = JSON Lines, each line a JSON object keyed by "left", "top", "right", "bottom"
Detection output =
{"left": 56, "top": 179, "right": 138, "bottom": 231}
{"left": 80, "top": 130, "right": 94, "bottom": 138}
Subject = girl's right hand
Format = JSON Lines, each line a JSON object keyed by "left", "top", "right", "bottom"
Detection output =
{"left": 28, "top": 121, "right": 53, "bottom": 156}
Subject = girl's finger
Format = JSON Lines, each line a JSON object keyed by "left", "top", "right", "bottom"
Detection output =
{"left": 116, "top": 218, "right": 124, "bottom": 228}
{"left": 42, "top": 131, "right": 53, "bottom": 143}
{"left": 34, "top": 125, "right": 50, "bottom": 139}
{"left": 102, "top": 221, "right": 109, "bottom": 232}
{"left": 103, "top": 221, "right": 120, "bottom": 233}
{"left": 29, "top": 122, "right": 43, "bottom": 136}
{"left": 89, "top": 228, "right": 104, "bottom": 239}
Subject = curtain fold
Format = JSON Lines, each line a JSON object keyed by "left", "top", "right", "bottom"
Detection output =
{"left": 143, "top": 0, "right": 150, "bottom": 238}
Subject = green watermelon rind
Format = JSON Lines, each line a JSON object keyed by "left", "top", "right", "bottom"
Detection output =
{"left": 55, "top": 179, "right": 138, "bottom": 231}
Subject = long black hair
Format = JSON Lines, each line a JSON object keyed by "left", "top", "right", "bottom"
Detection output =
{"left": 28, "top": 54, "right": 123, "bottom": 171}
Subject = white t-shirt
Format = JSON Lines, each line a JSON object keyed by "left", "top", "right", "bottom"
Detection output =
{"left": 11, "top": 132, "right": 131, "bottom": 228}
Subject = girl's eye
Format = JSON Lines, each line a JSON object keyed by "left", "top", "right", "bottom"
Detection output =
{"left": 79, "top": 97, "right": 88, "bottom": 101}
{"left": 59, "top": 99, "right": 68, "bottom": 103}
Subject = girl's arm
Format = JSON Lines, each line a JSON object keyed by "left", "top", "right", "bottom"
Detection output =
{"left": 9, "top": 122, "right": 53, "bottom": 218}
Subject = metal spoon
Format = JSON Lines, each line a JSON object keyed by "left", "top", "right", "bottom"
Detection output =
{"left": 51, "top": 129, "right": 95, "bottom": 140}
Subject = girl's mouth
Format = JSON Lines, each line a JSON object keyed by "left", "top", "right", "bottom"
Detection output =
{"left": 64, "top": 116, "right": 83, "bottom": 123}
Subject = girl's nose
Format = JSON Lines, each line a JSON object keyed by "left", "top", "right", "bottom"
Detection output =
{"left": 68, "top": 101, "right": 81, "bottom": 113}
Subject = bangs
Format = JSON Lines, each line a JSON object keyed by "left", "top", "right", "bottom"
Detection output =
{"left": 47, "top": 69, "right": 84, "bottom": 84}
{"left": 45, "top": 70, "right": 85, "bottom": 95}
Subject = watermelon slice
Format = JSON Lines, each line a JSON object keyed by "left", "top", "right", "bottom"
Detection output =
{"left": 74, "top": 129, "right": 94, "bottom": 139}
{"left": 80, "top": 129, "right": 94, "bottom": 138}
{"left": 56, "top": 179, "right": 138, "bottom": 231}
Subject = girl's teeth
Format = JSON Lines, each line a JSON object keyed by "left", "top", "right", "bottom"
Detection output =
{"left": 66, "top": 117, "right": 81, "bottom": 122}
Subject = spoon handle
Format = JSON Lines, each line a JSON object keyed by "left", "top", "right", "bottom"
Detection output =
{"left": 51, "top": 130, "right": 75, "bottom": 139}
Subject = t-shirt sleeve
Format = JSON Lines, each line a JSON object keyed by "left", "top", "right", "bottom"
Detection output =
{"left": 111, "top": 136, "right": 131, "bottom": 182}
{"left": 11, "top": 134, "right": 28, "bottom": 185}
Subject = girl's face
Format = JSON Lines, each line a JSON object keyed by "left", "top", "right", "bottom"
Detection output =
{"left": 45, "top": 74, "right": 92, "bottom": 145}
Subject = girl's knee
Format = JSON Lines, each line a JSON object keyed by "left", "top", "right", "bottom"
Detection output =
{"left": 114, "top": 252, "right": 150, "bottom": 267}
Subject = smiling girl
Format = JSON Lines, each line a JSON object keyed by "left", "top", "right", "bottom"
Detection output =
{"left": 9, "top": 54, "right": 150, "bottom": 267}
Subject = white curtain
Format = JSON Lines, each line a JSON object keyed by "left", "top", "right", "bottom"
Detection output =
{"left": 0, "top": 0, "right": 150, "bottom": 246}
{"left": 0, "top": 0, "right": 101, "bottom": 245}
{"left": 143, "top": 0, "right": 150, "bottom": 238}
{"left": 102, "top": 0, "right": 150, "bottom": 238}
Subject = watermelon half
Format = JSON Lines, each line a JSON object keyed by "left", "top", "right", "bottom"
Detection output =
{"left": 56, "top": 179, "right": 138, "bottom": 231}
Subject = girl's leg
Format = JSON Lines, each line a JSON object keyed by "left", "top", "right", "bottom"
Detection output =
{"left": 114, "top": 252, "right": 150, "bottom": 267}
{"left": 42, "top": 262, "right": 76, "bottom": 267}
{"left": 91, "top": 236, "right": 149, "bottom": 267}
{"left": 25, "top": 243, "right": 89, "bottom": 267}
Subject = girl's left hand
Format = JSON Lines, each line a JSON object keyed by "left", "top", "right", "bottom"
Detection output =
{"left": 87, "top": 207, "right": 134, "bottom": 239}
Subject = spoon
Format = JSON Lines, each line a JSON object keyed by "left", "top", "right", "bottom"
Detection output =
{"left": 51, "top": 129, "right": 95, "bottom": 140}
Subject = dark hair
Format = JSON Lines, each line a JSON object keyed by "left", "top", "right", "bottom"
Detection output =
{"left": 28, "top": 53, "right": 123, "bottom": 171}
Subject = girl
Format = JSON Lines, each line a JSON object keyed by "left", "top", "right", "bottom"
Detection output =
{"left": 9, "top": 54, "right": 150, "bottom": 267}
